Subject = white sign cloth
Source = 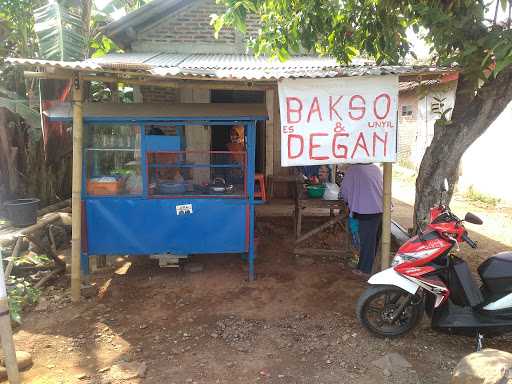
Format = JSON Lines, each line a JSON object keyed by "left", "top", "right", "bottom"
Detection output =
{"left": 278, "top": 76, "right": 398, "bottom": 166}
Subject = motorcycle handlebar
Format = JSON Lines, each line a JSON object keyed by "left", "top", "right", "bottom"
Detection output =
{"left": 462, "top": 232, "right": 477, "bottom": 249}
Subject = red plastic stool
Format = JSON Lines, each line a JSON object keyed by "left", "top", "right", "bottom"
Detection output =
{"left": 254, "top": 173, "right": 267, "bottom": 201}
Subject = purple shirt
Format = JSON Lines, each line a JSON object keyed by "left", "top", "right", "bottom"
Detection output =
{"left": 340, "top": 164, "right": 383, "bottom": 214}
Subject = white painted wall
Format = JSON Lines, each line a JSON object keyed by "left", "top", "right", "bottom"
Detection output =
{"left": 410, "top": 83, "right": 457, "bottom": 166}
{"left": 459, "top": 101, "right": 512, "bottom": 203}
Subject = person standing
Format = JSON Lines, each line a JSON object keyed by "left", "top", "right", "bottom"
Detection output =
{"left": 340, "top": 163, "right": 383, "bottom": 276}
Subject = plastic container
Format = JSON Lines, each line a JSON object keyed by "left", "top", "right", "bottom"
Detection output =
{"left": 323, "top": 182, "right": 340, "bottom": 200}
{"left": 306, "top": 184, "right": 326, "bottom": 198}
{"left": 157, "top": 181, "right": 188, "bottom": 195}
{"left": 4, "top": 198, "right": 40, "bottom": 227}
{"left": 87, "top": 179, "right": 122, "bottom": 195}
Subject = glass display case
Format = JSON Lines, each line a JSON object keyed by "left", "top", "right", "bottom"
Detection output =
{"left": 147, "top": 151, "right": 246, "bottom": 198}
{"left": 85, "top": 124, "right": 142, "bottom": 196}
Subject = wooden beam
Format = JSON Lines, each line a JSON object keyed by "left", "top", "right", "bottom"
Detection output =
{"left": 23, "top": 71, "right": 72, "bottom": 80}
{"left": 295, "top": 215, "right": 341, "bottom": 244}
{"left": 23, "top": 69, "right": 275, "bottom": 90}
{"left": 81, "top": 75, "right": 273, "bottom": 91}
{"left": 71, "top": 73, "right": 83, "bottom": 302}
{"left": 381, "top": 162, "right": 393, "bottom": 270}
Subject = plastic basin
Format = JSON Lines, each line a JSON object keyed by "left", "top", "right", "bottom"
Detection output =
{"left": 306, "top": 185, "right": 326, "bottom": 198}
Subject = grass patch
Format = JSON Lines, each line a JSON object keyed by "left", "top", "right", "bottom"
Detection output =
{"left": 393, "top": 168, "right": 417, "bottom": 184}
{"left": 464, "top": 185, "right": 501, "bottom": 207}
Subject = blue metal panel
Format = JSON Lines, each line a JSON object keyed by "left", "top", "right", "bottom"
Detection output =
{"left": 85, "top": 198, "right": 247, "bottom": 255}
{"left": 144, "top": 135, "right": 181, "bottom": 151}
{"left": 246, "top": 122, "right": 257, "bottom": 281}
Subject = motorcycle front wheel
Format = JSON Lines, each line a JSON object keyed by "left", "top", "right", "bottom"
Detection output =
{"left": 356, "top": 285, "right": 424, "bottom": 338}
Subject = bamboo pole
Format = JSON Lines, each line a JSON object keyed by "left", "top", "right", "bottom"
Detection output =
{"left": 0, "top": 250, "right": 20, "bottom": 383}
{"left": 71, "top": 73, "right": 83, "bottom": 302}
{"left": 381, "top": 162, "right": 393, "bottom": 270}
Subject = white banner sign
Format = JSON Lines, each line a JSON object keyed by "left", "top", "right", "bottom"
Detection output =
{"left": 278, "top": 76, "right": 398, "bottom": 166}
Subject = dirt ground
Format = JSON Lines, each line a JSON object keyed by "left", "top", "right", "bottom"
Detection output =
{"left": 9, "top": 178, "right": 512, "bottom": 384}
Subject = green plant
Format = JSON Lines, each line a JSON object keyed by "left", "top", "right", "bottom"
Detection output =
{"left": 464, "top": 185, "right": 501, "bottom": 207}
{"left": 397, "top": 156, "right": 417, "bottom": 171}
{"left": 33, "top": 2, "right": 86, "bottom": 61}
{"left": 7, "top": 276, "right": 40, "bottom": 324}
{"left": 6, "top": 252, "right": 51, "bottom": 268}
{"left": 393, "top": 168, "right": 416, "bottom": 184}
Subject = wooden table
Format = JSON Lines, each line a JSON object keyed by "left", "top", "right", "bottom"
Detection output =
{"left": 293, "top": 193, "right": 351, "bottom": 256}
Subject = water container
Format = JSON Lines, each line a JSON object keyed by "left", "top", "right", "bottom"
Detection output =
{"left": 4, "top": 198, "right": 40, "bottom": 227}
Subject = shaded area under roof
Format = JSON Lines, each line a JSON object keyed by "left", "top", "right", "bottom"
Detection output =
{"left": 44, "top": 102, "right": 268, "bottom": 122}
{"left": 6, "top": 53, "right": 456, "bottom": 81}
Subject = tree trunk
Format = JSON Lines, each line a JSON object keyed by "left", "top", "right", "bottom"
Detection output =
{"left": 414, "top": 66, "right": 512, "bottom": 226}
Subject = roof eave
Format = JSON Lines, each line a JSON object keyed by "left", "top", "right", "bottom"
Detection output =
{"left": 101, "top": 0, "right": 196, "bottom": 48}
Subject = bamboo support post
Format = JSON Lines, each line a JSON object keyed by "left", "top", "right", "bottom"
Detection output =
{"left": 381, "top": 162, "right": 393, "bottom": 270}
{"left": 71, "top": 73, "right": 83, "bottom": 302}
{"left": 0, "top": 250, "right": 20, "bottom": 383}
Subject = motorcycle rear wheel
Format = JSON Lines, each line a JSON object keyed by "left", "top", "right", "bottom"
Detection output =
{"left": 356, "top": 285, "right": 424, "bottom": 338}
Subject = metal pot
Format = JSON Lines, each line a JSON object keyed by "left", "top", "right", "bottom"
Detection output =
{"left": 208, "top": 177, "right": 234, "bottom": 194}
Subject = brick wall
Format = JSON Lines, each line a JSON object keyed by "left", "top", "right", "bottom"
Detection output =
{"left": 140, "top": 86, "right": 179, "bottom": 103}
{"left": 132, "top": 0, "right": 259, "bottom": 53}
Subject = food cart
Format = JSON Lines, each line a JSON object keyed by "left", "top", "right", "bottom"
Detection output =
{"left": 46, "top": 103, "right": 267, "bottom": 280}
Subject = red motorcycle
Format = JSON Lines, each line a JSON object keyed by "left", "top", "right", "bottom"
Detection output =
{"left": 357, "top": 180, "right": 512, "bottom": 348}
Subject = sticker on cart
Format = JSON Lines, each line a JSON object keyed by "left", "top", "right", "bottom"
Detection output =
{"left": 176, "top": 204, "right": 193, "bottom": 216}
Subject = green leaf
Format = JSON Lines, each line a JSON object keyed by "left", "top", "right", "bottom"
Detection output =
{"left": 33, "top": 2, "right": 86, "bottom": 61}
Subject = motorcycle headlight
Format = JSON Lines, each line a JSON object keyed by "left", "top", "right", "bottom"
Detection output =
{"left": 391, "top": 249, "right": 440, "bottom": 267}
{"left": 391, "top": 253, "right": 407, "bottom": 267}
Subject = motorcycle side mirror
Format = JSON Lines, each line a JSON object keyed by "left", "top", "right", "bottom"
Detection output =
{"left": 441, "top": 178, "right": 449, "bottom": 192}
{"left": 464, "top": 212, "right": 483, "bottom": 225}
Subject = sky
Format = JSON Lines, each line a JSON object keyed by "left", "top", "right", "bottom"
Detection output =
{"left": 94, "top": 0, "right": 128, "bottom": 20}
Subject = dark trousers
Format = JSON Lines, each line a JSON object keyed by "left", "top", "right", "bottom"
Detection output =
{"left": 353, "top": 212, "right": 382, "bottom": 274}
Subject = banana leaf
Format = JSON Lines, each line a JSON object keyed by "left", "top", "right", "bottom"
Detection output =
{"left": 33, "top": 2, "right": 85, "bottom": 61}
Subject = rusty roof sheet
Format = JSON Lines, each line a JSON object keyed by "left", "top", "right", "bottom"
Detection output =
{"left": 399, "top": 79, "right": 441, "bottom": 92}
{"left": 5, "top": 53, "right": 454, "bottom": 80}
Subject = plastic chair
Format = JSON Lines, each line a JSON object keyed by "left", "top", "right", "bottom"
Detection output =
{"left": 254, "top": 173, "right": 267, "bottom": 201}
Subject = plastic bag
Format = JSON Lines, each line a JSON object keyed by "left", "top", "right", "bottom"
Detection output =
{"left": 323, "top": 182, "right": 340, "bottom": 200}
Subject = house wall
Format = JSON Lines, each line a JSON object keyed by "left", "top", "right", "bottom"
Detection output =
{"left": 132, "top": 0, "right": 259, "bottom": 54}
{"left": 397, "top": 82, "right": 457, "bottom": 170}
{"left": 140, "top": 86, "right": 179, "bottom": 103}
{"left": 397, "top": 91, "right": 418, "bottom": 168}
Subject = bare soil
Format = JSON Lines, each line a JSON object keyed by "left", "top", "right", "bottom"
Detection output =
{"left": 10, "top": 184, "right": 512, "bottom": 384}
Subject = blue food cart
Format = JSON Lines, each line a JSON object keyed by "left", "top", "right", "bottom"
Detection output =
{"left": 46, "top": 103, "right": 267, "bottom": 280}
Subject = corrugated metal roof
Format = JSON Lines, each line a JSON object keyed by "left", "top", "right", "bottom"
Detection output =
{"left": 6, "top": 53, "right": 455, "bottom": 81}
{"left": 5, "top": 57, "right": 102, "bottom": 71}
{"left": 399, "top": 79, "right": 440, "bottom": 92}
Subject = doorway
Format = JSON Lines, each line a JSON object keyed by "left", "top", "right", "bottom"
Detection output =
{"left": 210, "top": 90, "right": 266, "bottom": 173}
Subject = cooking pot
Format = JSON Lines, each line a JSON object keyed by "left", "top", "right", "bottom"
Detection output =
{"left": 208, "top": 177, "right": 234, "bottom": 194}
